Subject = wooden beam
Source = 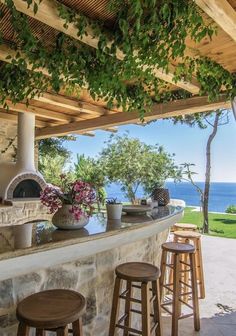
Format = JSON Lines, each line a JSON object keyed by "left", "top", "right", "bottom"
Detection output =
{"left": 2, "top": 101, "right": 73, "bottom": 122}
{"left": 32, "top": 93, "right": 106, "bottom": 115}
{"left": 35, "top": 95, "right": 230, "bottom": 139}
{"left": 195, "top": 0, "right": 236, "bottom": 43}
{"left": 0, "top": 109, "right": 48, "bottom": 127}
{"left": 101, "top": 127, "right": 118, "bottom": 133}
{"left": 0, "top": 44, "right": 120, "bottom": 116}
{"left": 1, "top": 0, "right": 200, "bottom": 93}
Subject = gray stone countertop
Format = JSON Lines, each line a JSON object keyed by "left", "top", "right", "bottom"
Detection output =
{"left": 0, "top": 205, "right": 183, "bottom": 262}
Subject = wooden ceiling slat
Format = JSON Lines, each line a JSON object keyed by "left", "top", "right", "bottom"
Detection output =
{"left": 195, "top": 0, "right": 236, "bottom": 43}
{"left": 35, "top": 95, "right": 231, "bottom": 139}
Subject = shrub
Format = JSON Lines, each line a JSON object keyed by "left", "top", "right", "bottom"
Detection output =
{"left": 225, "top": 205, "right": 236, "bottom": 214}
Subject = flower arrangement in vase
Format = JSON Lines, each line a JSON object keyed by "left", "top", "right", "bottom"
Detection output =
{"left": 40, "top": 175, "right": 96, "bottom": 229}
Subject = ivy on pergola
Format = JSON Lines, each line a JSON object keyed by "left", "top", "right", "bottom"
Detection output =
{"left": 0, "top": 0, "right": 236, "bottom": 119}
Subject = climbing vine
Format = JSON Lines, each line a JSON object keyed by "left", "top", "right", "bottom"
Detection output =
{"left": 0, "top": 0, "right": 235, "bottom": 119}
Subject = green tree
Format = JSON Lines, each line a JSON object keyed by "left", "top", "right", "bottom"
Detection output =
{"left": 74, "top": 154, "right": 106, "bottom": 211}
{"left": 100, "top": 134, "right": 181, "bottom": 203}
{"left": 39, "top": 154, "right": 72, "bottom": 187}
{"left": 38, "top": 136, "right": 75, "bottom": 172}
{"left": 173, "top": 109, "right": 230, "bottom": 233}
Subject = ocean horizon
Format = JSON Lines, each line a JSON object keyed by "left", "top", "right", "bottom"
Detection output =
{"left": 106, "top": 181, "right": 236, "bottom": 213}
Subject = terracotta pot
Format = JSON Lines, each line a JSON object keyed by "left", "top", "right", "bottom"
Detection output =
{"left": 106, "top": 203, "right": 123, "bottom": 220}
{"left": 52, "top": 204, "right": 89, "bottom": 230}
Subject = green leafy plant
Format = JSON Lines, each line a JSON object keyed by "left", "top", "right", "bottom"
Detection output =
{"left": 226, "top": 205, "right": 236, "bottom": 214}
{"left": 100, "top": 134, "right": 181, "bottom": 203}
{"left": 0, "top": 0, "right": 235, "bottom": 120}
{"left": 106, "top": 198, "right": 121, "bottom": 204}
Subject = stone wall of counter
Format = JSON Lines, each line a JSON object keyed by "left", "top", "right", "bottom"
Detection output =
{"left": 0, "top": 229, "right": 169, "bottom": 336}
{"left": 0, "top": 201, "right": 52, "bottom": 227}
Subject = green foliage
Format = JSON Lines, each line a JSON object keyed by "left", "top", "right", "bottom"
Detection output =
{"left": 39, "top": 154, "right": 73, "bottom": 187}
{"left": 0, "top": 0, "right": 235, "bottom": 119}
{"left": 226, "top": 205, "right": 236, "bottom": 214}
{"left": 38, "top": 136, "right": 75, "bottom": 172}
{"left": 100, "top": 134, "right": 181, "bottom": 202}
{"left": 74, "top": 154, "right": 106, "bottom": 209}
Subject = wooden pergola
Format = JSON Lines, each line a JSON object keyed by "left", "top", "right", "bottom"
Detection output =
{"left": 0, "top": 0, "right": 235, "bottom": 139}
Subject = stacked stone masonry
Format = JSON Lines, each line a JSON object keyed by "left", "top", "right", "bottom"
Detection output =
{"left": 0, "top": 229, "right": 168, "bottom": 336}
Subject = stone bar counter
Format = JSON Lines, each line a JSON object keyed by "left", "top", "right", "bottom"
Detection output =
{"left": 0, "top": 202, "right": 184, "bottom": 336}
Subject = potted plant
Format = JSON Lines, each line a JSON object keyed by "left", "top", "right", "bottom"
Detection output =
{"left": 40, "top": 176, "right": 96, "bottom": 230}
{"left": 106, "top": 198, "right": 123, "bottom": 220}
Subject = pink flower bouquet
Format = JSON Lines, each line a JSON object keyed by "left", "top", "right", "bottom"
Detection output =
{"left": 40, "top": 176, "right": 96, "bottom": 220}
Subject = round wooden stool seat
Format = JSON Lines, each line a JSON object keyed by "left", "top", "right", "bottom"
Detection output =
{"left": 115, "top": 262, "right": 160, "bottom": 282}
{"left": 174, "top": 230, "right": 201, "bottom": 239}
{"left": 174, "top": 223, "right": 198, "bottom": 231}
{"left": 16, "top": 289, "right": 86, "bottom": 330}
{"left": 162, "top": 242, "right": 195, "bottom": 254}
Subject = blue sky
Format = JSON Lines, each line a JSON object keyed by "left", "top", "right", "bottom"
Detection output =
{"left": 65, "top": 111, "right": 236, "bottom": 182}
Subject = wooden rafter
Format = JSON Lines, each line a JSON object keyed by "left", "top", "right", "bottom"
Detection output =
{"left": 2, "top": 101, "right": 74, "bottom": 122}
{"left": 35, "top": 95, "right": 230, "bottom": 139}
{"left": 32, "top": 93, "right": 107, "bottom": 116}
{"left": 0, "top": 0, "right": 200, "bottom": 94}
{"left": 195, "top": 0, "right": 236, "bottom": 43}
{"left": 0, "top": 44, "right": 121, "bottom": 117}
{"left": 0, "top": 109, "right": 48, "bottom": 127}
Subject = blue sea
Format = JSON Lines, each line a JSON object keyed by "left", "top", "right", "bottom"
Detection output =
{"left": 106, "top": 182, "right": 236, "bottom": 213}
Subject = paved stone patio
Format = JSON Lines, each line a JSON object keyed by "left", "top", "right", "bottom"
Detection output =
{"left": 163, "top": 235, "right": 236, "bottom": 335}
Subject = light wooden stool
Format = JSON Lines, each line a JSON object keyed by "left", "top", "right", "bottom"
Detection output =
{"left": 173, "top": 230, "right": 205, "bottom": 300}
{"left": 16, "top": 289, "right": 86, "bottom": 336}
{"left": 109, "top": 262, "right": 163, "bottom": 336}
{"left": 173, "top": 223, "right": 198, "bottom": 232}
{"left": 160, "top": 242, "right": 200, "bottom": 336}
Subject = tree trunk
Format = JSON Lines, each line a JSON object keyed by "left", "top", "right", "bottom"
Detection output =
{"left": 202, "top": 113, "right": 220, "bottom": 233}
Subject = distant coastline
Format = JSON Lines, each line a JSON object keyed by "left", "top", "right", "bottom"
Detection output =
{"left": 106, "top": 181, "right": 236, "bottom": 213}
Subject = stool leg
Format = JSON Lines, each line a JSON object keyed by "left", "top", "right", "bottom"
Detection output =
{"left": 183, "top": 238, "right": 190, "bottom": 305}
{"left": 160, "top": 250, "right": 167, "bottom": 299}
{"left": 152, "top": 280, "right": 163, "bottom": 336}
{"left": 72, "top": 318, "right": 83, "bottom": 336}
{"left": 56, "top": 326, "right": 68, "bottom": 336}
{"left": 123, "top": 280, "right": 133, "bottom": 336}
{"left": 141, "top": 282, "right": 151, "bottom": 336}
{"left": 36, "top": 330, "right": 46, "bottom": 336}
{"left": 196, "top": 238, "right": 205, "bottom": 299}
{"left": 190, "top": 253, "right": 200, "bottom": 331}
{"left": 109, "top": 277, "right": 122, "bottom": 336}
{"left": 17, "top": 322, "right": 30, "bottom": 336}
{"left": 172, "top": 253, "right": 181, "bottom": 336}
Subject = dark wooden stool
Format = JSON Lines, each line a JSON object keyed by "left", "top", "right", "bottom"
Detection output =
{"left": 160, "top": 242, "right": 200, "bottom": 336}
{"left": 173, "top": 223, "right": 198, "bottom": 232}
{"left": 16, "top": 289, "right": 86, "bottom": 336}
{"left": 173, "top": 230, "right": 205, "bottom": 300}
{"left": 109, "top": 262, "right": 162, "bottom": 336}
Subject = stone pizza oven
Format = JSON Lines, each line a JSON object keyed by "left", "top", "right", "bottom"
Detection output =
{"left": 0, "top": 112, "right": 46, "bottom": 201}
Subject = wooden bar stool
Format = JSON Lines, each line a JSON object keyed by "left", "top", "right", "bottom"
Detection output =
{"left": 160, "top": 242, "right": 200, "bottom": 336}
{"left": 109, "top": 262, "right": 162, "bottom": 336}
{"left": 16, "top": 289, "right": 86, "bottom": 336}
{"left": 173, "top": 223, "right": 198, "bottom": 232}
{"left": 173, "top": 230, "right": 205, "bottom": 299}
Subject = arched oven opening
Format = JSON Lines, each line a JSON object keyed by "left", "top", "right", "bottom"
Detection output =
{"left": 13, "top": 179, "right": 42, "bottom": 198}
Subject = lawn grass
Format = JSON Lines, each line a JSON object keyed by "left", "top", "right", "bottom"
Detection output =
{"left": 179, "top": 207, "right": 236, "bottom": 238}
